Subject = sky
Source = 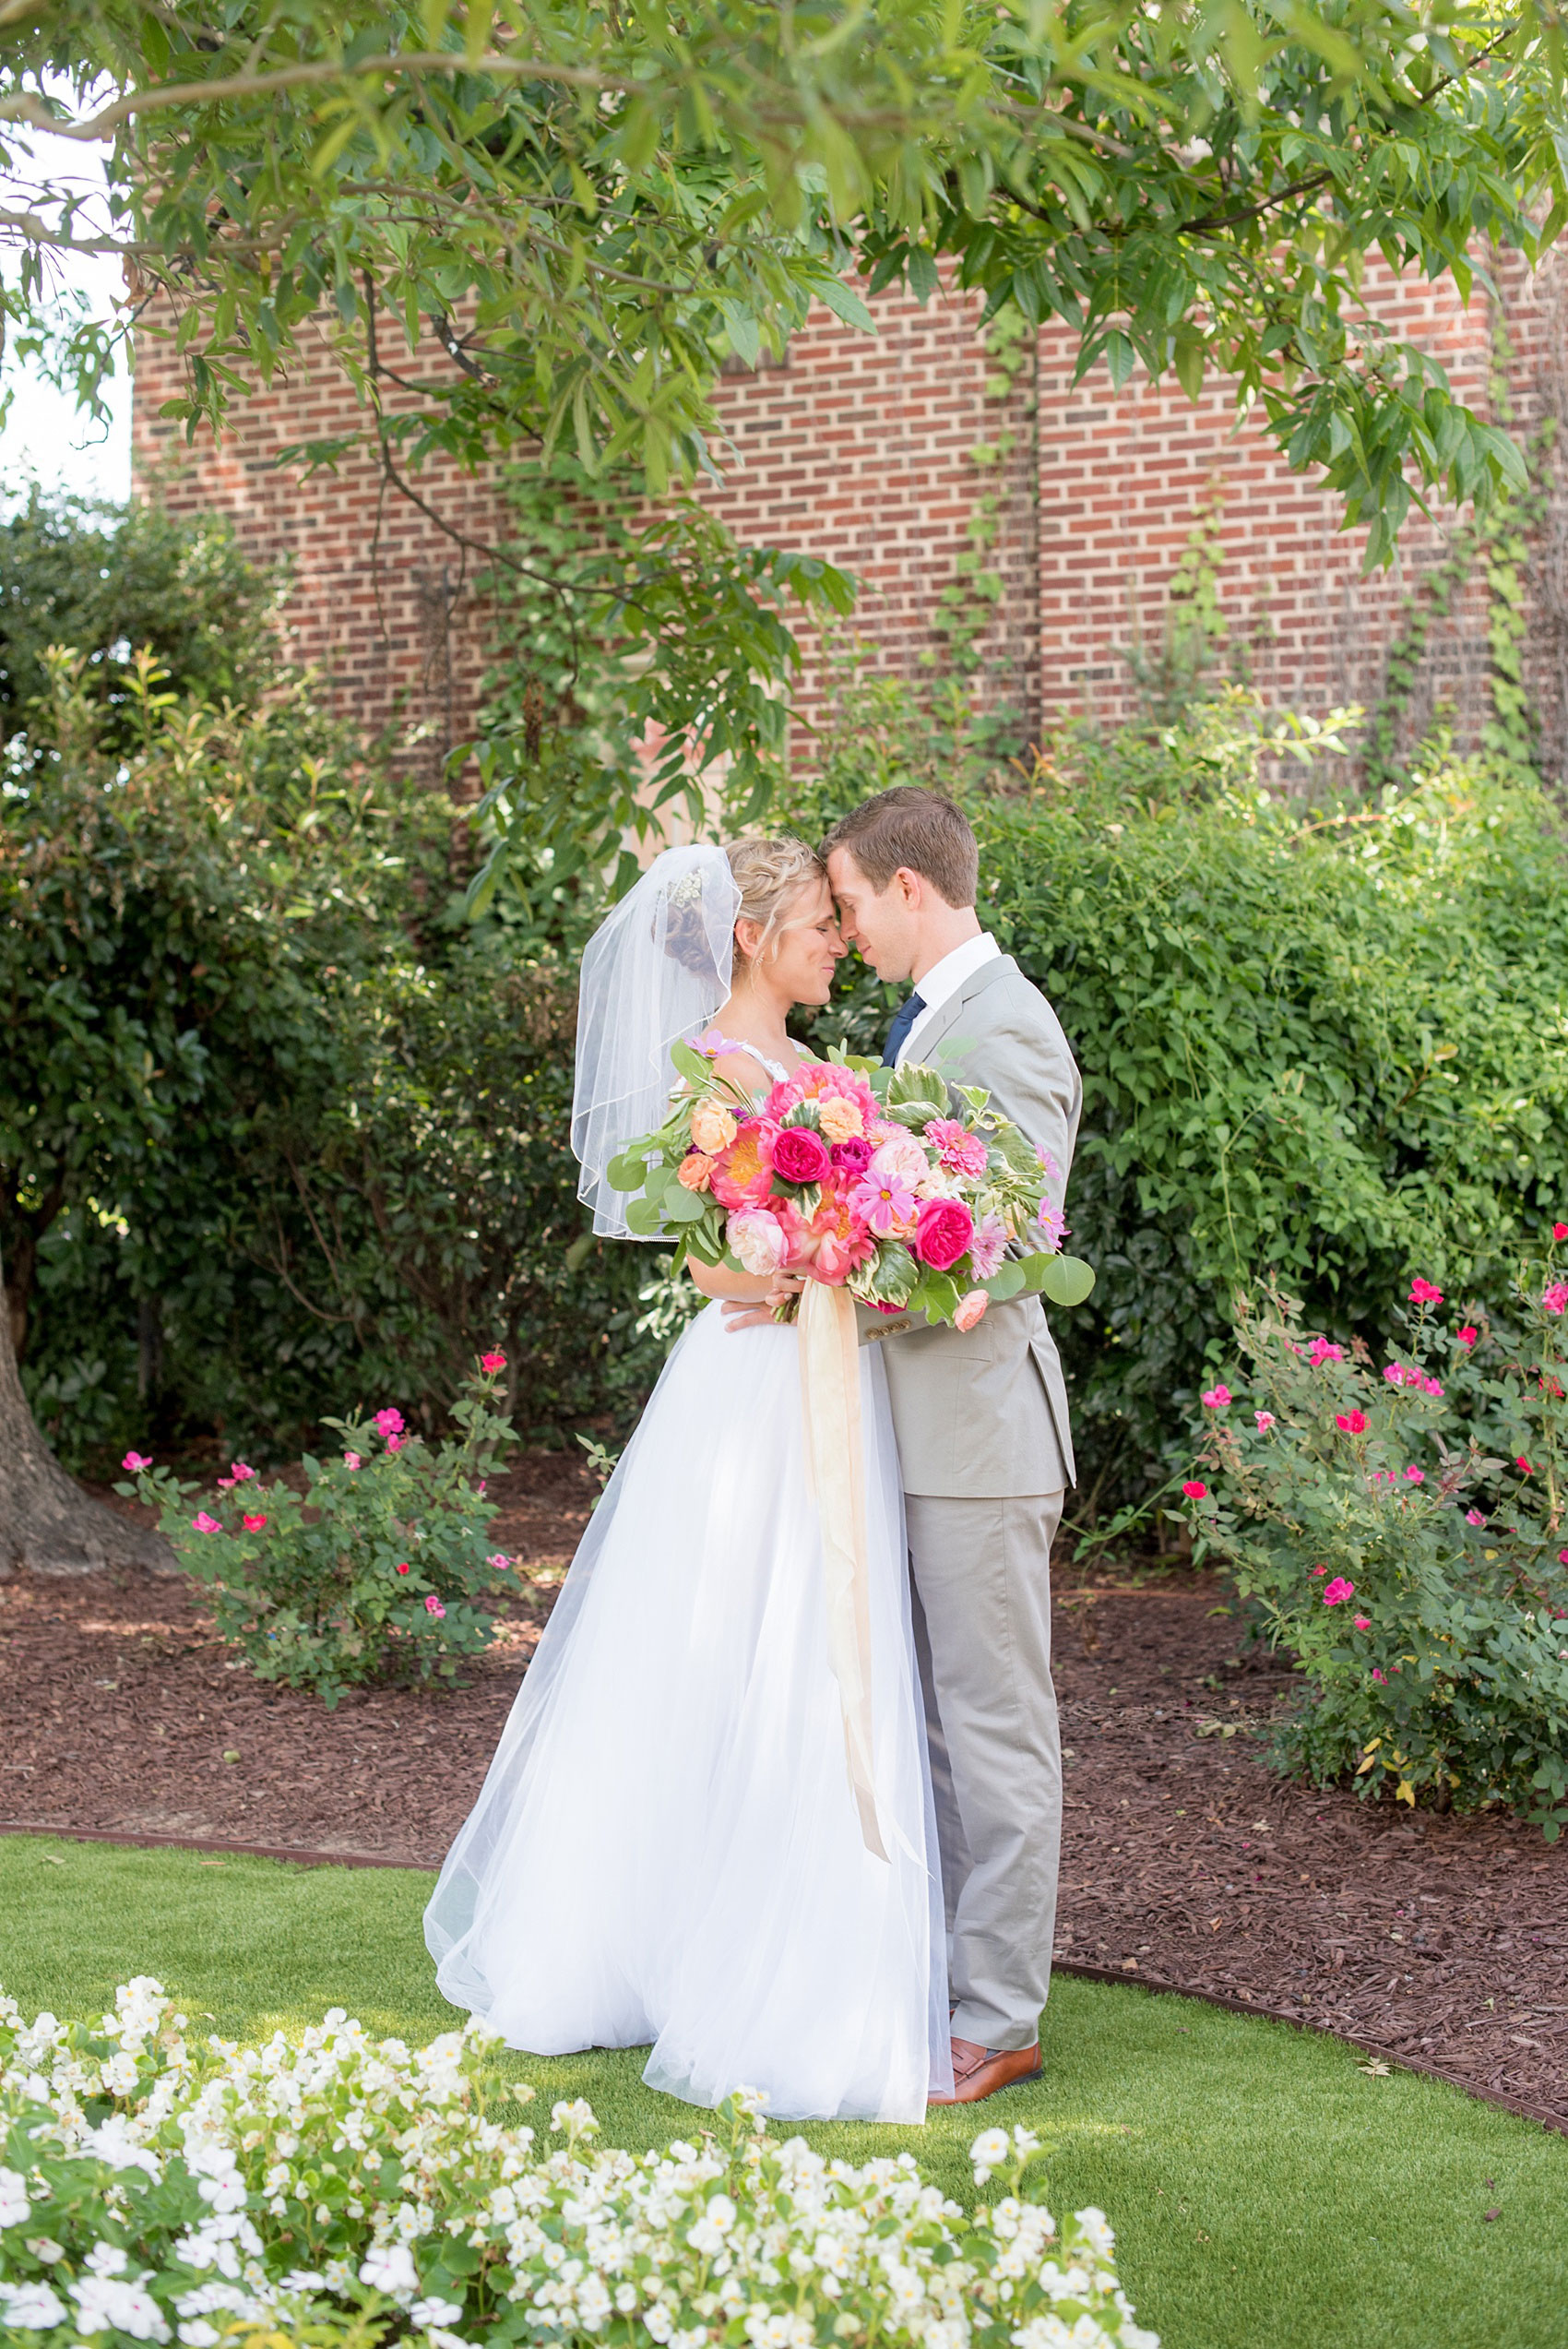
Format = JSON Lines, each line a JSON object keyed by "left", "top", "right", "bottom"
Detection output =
{"left": 0, "top": 120, "right": 133, "bottom": 512}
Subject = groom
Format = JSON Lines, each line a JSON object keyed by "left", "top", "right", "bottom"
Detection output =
{"left": 826, "top": 787, "right": 1081, "bottom": 2105}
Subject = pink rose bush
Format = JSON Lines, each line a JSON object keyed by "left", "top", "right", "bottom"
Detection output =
{"left": 116, "top": 1351, "right": 519, "bottom": 1707}
{"left": 1177, "top": 1261, "right": 1568, "bottom": 1839}
{"left": 606, "top": 1039, "right": 1094, "bottom": 1326}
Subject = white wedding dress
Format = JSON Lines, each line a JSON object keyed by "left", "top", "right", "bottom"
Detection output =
{"left": 424, "top": 1050, "right": 950, "bottom": 2122}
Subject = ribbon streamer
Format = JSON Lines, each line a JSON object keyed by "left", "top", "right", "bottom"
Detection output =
{"left": 798, "top": 1281, "right": 887, "bottom": 1862}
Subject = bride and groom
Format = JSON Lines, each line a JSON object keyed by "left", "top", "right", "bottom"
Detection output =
{"left": 424, "top": 786, "right": 1083, "bottom": 2122}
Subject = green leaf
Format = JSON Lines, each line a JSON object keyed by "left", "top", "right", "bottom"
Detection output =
{"left": 1040, "top": 1254, "right": 1096, "bottom": 1307}
{"left": 624, "top": 1195, "right": 666, "bottom": 1237}
{"left": 814, "top": 276, "right": 875, "bottom": 335}
{"left": 605, "top": 1151, "right": 647, "bottom": 1192}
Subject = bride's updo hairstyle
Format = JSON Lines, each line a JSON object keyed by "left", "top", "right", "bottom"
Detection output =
{"left": 724, "top": 833, "right": 826, "bottom": 965}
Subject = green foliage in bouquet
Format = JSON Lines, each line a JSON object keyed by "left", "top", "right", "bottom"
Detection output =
{"left": 118, "top": 1360, "right": 518, "bottom": 1706}
{"left": 0, "top": 1977, "right": 1153, "bottom": 2349}
{"left": 1182, "top": 1258, "right": 1568, "bottom": 1838}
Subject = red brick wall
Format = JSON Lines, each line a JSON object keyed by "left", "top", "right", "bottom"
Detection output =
{"left": 133, "top": 256, "right": 1566, "bottom": 778}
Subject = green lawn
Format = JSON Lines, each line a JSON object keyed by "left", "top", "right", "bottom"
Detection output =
{"left": 2, "top": 1832, "right": 1563, "bottom": 2349}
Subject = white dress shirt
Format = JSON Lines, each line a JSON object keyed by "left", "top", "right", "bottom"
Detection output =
{"left": 897, "top": 931, "right": 1001, "bottom": 1066}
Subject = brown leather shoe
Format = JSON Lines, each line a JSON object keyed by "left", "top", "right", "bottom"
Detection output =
{"left": 927, "top": 2035, "right": 1042, "bottom": 2105}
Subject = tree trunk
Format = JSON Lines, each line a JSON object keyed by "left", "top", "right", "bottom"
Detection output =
{"left": 0, "top": 1239, "right": 173, "bottom": 1578}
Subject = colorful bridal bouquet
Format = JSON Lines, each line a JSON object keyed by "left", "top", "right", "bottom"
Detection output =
{"left": 606, "top": 1033, "right": 1094, "bottom": 1326}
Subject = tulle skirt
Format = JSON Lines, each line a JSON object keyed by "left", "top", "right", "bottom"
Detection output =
{"left": 423, "top": 1300, "right": 950, "bottom": 2121}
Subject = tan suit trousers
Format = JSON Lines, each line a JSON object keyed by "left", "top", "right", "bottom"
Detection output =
{"left": 906, "top": 1489, "right": 1064, "bottom": 2053}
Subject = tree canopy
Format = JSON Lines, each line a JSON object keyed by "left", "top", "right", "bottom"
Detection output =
{"left": 2, "top": 0, "right": 1562, "bottom": 558}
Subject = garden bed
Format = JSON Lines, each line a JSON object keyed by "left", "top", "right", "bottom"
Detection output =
{"left": 2, "top": 1454, "right": 1564, "bottom": 2123}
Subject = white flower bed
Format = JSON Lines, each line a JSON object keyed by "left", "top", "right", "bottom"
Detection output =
{"left": 0, "top": 1981, "right": 1156, "bottom": 2349}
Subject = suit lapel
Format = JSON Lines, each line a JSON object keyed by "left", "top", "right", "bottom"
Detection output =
{"left": 909, "top": 953, "right": 1016, "bottom": 1067}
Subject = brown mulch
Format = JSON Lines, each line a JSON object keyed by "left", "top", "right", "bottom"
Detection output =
{"left": 3, "top": 1458, "right": 1566, "bottom": 2125}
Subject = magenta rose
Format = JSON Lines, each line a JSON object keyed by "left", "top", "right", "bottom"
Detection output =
{"left": 914, "top": 1195, "right": 974, "bottom": 1271}
{"left": 771, "top": 1125, "right": 833, "bottom": 1186}
{"left": 830, "top": 1136, "right": 873, "bottom": 1176}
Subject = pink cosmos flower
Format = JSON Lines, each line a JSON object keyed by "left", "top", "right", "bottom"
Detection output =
{"left": 375, "top": 1408, "right": 405, "bottom": 1439}
{"left": 242, "top": 1513, "right": 267, "bottom": 1532}
{"left": 1466, "top": 1509, "right": 1487, "bottom": 1527}
{"left": 913, "top": 1196, "right": 975, "bottom": 1272}
{"left": 385, "top": 1433, "right": 404, "bottom": 1454}
{"left": 1323, "top": 1578, "right": 1355, "bottom": 1605}
{"left": 728, "top": 1206, "right": 789, "bottom": 1277}
{"left": 1308, "top": 1338, "right": 1344, "bottom": 1365}
{"left": 1372, "top": 1667, "right": 1387, "bottom": 1684}
{"left": 1032, "top": 1198, "right": 1069, "bottom": 1252}
{"left": 1336, "top": 1411, "right": 1367, "bottom": 1435}
{"left": 1201, "top": 1385, "right": 1232, "bottom": 1410}
{"left": 1181, "top": 1479, "right": 1207, "bottom": 1500}
{"left": 122, "top": 1450, "right": 151, "bottom": 1473}
{"left": 343, "top": 1452, "right": 362, "bottom": 1472}
{"left": 424, "top": 1594, "right": 446, "bottom": 1618}
{"left": 1457, "top": 1325, "right": 1479, "bottom": 1347}
{"left": 486, "top": 1553, "right": 511, "bottom": 1570}
{"left": 1543, "top": 1282, "right": 1568, "bottom": 1317}
{"left": 1037, "top": 1145, "right": 1063, "bottom": 1184}
{"left": 954, "top": 1290, "right": 990, "bottom": 1333}
{"left": 1409, "top": 1276, "right": 1443, "bottom": 1306}
{"left": 1254, "top": 1411, "right": 1276, "bottom": 1432}
{"left": 480, "top": 1350, "right": 507, "bottom": 1372}
{"left": 923, "top": 1117, "right": 989, "bottom": 1179}
{"left": 1555, "top": 1222, "right": 1568, "bottom": 1242}
{"left": 967, "top": 1213, "right": 1007, "bottom": 1280}
{"left": 851, "top": 1171, "right": 919, "bottom": 1238}
{"left": 1403, "top": 1465, "right": 1424, "bottom": 1484}
{"left": 1353, "top": 1616, "right": 1371, "bottom": 1630}
{"left": 230, "top": 1461, "right": 255, "bottom": 1483}
{"left": 191, "top": 1512, "right": 222, "bottom": 1535}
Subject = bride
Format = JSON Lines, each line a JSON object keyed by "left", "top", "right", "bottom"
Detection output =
{"left": 424, "top": 837, "right": 951, "bottom": 2121}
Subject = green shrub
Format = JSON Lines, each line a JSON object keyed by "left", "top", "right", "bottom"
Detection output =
{"left": 1182, "top": 1257, "right": 1568, "bottom": 1834}
{"left": 120, "top": 1359, "right": 517, "bottom": 1704}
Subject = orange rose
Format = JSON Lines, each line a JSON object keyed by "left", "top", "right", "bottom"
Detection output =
{"left": 677, "top": 1151, "right": 715, "bottom": 1193}
{"left": 691, "top": 1101, "right": 739, "bottom": 1155}
{"left": 818, "top": 1097, "right": 864, "bottom": 1145}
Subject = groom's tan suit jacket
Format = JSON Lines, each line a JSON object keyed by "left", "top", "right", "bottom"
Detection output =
{"left": 866, "top": 952, "right": 1082, "bottom": 1497}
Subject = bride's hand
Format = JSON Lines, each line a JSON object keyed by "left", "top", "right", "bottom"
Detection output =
{"left": 721, "top": 1273, "right": 804, "bottom": 1332}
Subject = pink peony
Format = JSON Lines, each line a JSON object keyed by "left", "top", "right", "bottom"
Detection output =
{"left": 1322, "top": 1578, "right": 1355, "bottom": 1605}
{"left": 923, "top": 1117, "right": 989, "bottom": 1179}
{"left": 805, "top": 1177, "right": 876, "bottom": 1284}
{"left": 480, "top": 1349, "right": 507, "bottom": 1373}
{"left": 954, "top": 1290, "right": 990, "bottom": 1332}
{"left": 424, "top": 1594, "right": 446, "bottom": 1618}
{"left": 1182, "top": 1479, "right": 1207, "bottom": 1500}
{"left": 343, "top": 1452, "right": 362, "bottom": 1472}
{"left": 1456, "top": 1325, "right": 1479, "bottom": 1346}
{"left": 1353, "top": 1616, "right": 1371, "bottom": 1630}
{"left": 709, "top": 1118, "right": 778, "bottom": 1210}
{"left": 851, "top": 1171, "right": 919, "bottom": 1239}
{"left": 1466, "top": 1509, "right": 1487, "bottom": 1527}
{"left": 191, "top": 1512, "right": 222, "bottom": 1535}
{"left": 1336, "top": 1411, "right": 1367, "bottom": 1435}
{"left": 1254, "top": 1411, "right": 1276, "bottom": 1431}
{"left": 1308, "top": 1339, "right": 1344, "bottom": 1365}
{"left": 914, "top": 1195, "right": 974, "bottom": 1272}
{"left": 1403, "top": 1464, "right": 1424, "bottom": 1484}
{"left": 1409, "top": 1276, "right": 1443, "bottom": 1306}
{"left": 1544, "top": 1282, "right": 1568, "bottom": 1317}
{"left": 122, "top": 1451, "right": 151, "bottom": 1473}
{"left": 770, "top": 1125, "right": 833, "bottom": 1186}
{"left": 242, "top": 1512, "right": 267, "bottom": 1532}
{"left": 728, "top": 1206, "right": 789, "bottom": 1277}
{"left": 1201, "top": 1385, "right": 1231, "bottom": 1410}
{"left": 375, "top": 1407, "right": 405, "bottom": 1439}
{"left": 968, "top": 1213, "right": 1008, "bottom": 1280}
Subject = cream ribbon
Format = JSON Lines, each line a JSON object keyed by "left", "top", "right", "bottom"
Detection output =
{"left": 798, "top": 1280, "right": 887, "bottom": 1862}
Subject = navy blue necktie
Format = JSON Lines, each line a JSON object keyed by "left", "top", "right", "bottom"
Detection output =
{"left": 882, "top": 990, "right": 925, "bottom": 1067}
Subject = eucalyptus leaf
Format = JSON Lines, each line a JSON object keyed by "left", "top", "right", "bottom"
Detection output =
{"left": 1041, "top": 1254, "right": 1097, "bottom": 1308}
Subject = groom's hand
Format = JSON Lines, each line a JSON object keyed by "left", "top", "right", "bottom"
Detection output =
{"left": 721, "top": 1274, "right": 804, "bottom": 1332}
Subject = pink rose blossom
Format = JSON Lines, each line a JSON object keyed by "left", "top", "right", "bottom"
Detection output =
{"left": 396, "top": 1562, "right": 410, "bottom": 1575}
{"left": 1422, "top": 1376, "right": 1444, "bottom": 1396}
{"left": 122, "top": 1450, "right": 151, "bottom": 1473}
{"left": 191, "top": 1512, "right": 222, "bottom": 1535}
{"left": 851, "top": 1172, "right": 920, "bottom": 1239}
{"left": 1181, "top": 1479, "right": 1207, "bottom": 1500}
{"left": 1543, "top": 1282, "right": 1568, "bottom": 1317}
{"left": 728, "top": 1206, "right": 789, "bottom": 1277}
{"left": 486, "top": 1553, "right": 510, "bottom": 1570}
{"left": 968, "top": 1213, "right": 1007, "bottom": 1280}
{"left": 343, "top": 1452, "right": 362, "bottom": 1472}
{"left": 868, "top": 1130, "right": 928, "bottom": 1187}
{"left": 480, "top": 1350, "right": 507, "bottom": 1372}
{"left": 1404, "top": 1464, "right": 1424, "bottom": 1484}
{"left": 1555, "top": 1222, "right": 1568, "bottom": 1242}
{"left": 913, "top": 1195, "right": 975, "bottom": 1272}
{"left": 385, "top": 1433, "right": 404, "bottom": 1453}
{"left": 217, "top": 1478, "right": 235, "bottom": 1492}
{"left": 1336, "top": 1411, "right": 1367, "bottom": 1435}
{"left": 375, "top": 1408, "right": 405, "bottom": 1439}
{"left": 1254, "top": 1411, "right": 1276, "bottom": 1431}
{"left": 242, "top": 1512, "right": 267, "bottom": 1532}
{"left": 1384, "top": 1363, "right": 1406, "bottom": 1385}
{"left": 1353, "top": 1616, "right": 1372, "bottom": 1630}
{"left": 1466, "top": 1509, "right": 1487, "bottom": 1527}
{"left": 1311, "top": 1564, "right": 1328, "bottom": 1577}
{"left": 1372, "top": 1668, "right": 1387, "bottom": 1684}
{"left": 1308, "top": 1339, "right": 1344, "bottom": 1365}
{"left": 1559, "top": 1547, "right": 1568, "bottom": 1567}
{"left": 1323, "top": 1578, "right": 1355, "bottom": 1605}
{"left": 954, "top": 1290, "right": 990, "bottom": 1333}
{"left": 1409, "top": 1276, "right": 1443, "bottom": 1306}
{"left": 1457, "top": 1325, "right": 1479, "bottom": 1346}
{"left": 424, "top": 1594, "right": 446, "bottom": 1617}
{"left": 1517, "top": 1456, "right": 1533, "bottom": 1474}
{"left": 923, "top": 1117, "right": 990, "bottom": 1179}
{"left": 830, "top": 1136, "right": 873, "bottom": 1177}
{"left": 1201, "top": 1385, "right": 1232, "bottom": 1410}
{"left": 771, "top": 1125, "right": 833, "bottom": 1186}
{"left": 230, "top": 1461, "right": 255, "bottom": 1483}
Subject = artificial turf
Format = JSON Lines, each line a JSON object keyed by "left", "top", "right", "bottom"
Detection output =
{"left": 1, "top": 1832, "right": 1563, "bottom": 2349}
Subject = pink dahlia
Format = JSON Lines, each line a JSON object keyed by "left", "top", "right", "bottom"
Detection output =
{"left": 922, "top": 1117, "right": 989, "bottom": 1179}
